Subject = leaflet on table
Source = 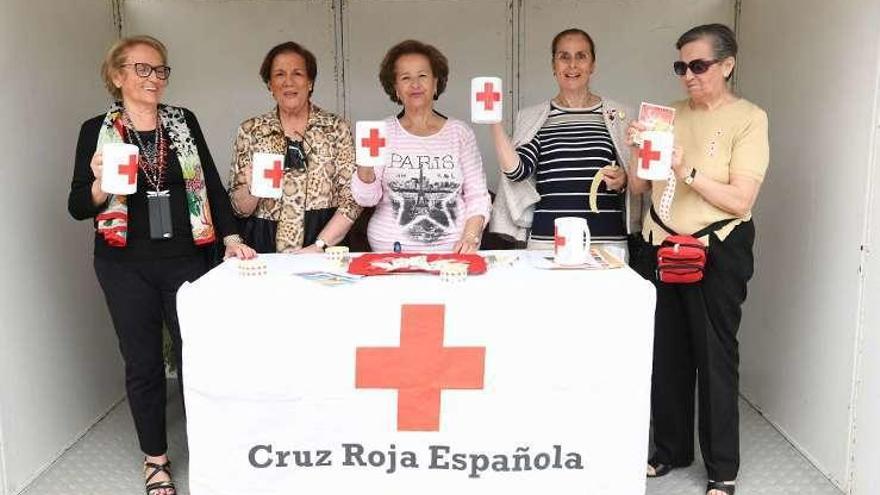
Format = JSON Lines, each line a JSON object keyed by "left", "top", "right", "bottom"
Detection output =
{"left": 292, "top": 271, "right": 364, "bottom": 287}
{"left": 527, "top": 247, "right": 623, "bottom": 270}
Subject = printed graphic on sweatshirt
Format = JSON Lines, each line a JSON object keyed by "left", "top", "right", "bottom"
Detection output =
{"left": 386, "top": 152, "right": 461, "bottom": 243}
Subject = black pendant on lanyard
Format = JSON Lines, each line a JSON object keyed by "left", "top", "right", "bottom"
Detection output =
{"left": 147, "top": 189, "right": 173, "bottom": 239}
{"left": 124, "top": 110, "right": 174, "bottom": 240}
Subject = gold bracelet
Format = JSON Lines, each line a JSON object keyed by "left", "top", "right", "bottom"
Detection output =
{"left": 223, "top": 234, "right": 244, "bottom": 247}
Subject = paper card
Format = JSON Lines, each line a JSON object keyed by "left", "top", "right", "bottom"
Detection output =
{"left": 638, "top": 102, "right": 676, "bottom": 131}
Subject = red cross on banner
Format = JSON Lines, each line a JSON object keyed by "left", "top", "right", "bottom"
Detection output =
{"left": 361, "top": 128, "right": 386, "bottom": 158}
{"left": 476, "top": 82, "right": 501, "bottom": 111}
{"left": 118, "top": 154, "right": 138, "bottom": 185}
{"left": 355, "top": 304, "right": 486, "bottom": 431}
{"left": 639, "top": 140, "right": 661, "bottom": 170}
{"left": 263, "top": 159, "right": 283, "bottom": 188}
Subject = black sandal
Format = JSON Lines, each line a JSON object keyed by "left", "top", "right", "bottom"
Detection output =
{"left": 706, "top": 480, "right": 736, "bottom": 494}
{"left": 646, "top": 457, "right": 673, "bottom": 478}
{"left": 144, "top": 459, "right": 176, "bottom": 495}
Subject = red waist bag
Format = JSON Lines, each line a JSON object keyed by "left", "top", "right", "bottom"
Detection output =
{"left": 650, "top": 207, "right": 735, "bottom": 284}
{"left": 657, "top": 235, "right": 707, "bottom": 284}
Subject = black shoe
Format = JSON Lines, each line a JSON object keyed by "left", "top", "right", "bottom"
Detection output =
{"left": 646, "top": 457, "right": 673, "bottom": 478}
{"left": 144, "top": 459, "right": 176, "bottom": 495}
{"left": 706, "top": 480, "right": 736, "bottom": 494}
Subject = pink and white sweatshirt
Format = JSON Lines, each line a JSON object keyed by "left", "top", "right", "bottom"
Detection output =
{"left": 351, "top": 117, "right": 491, "bottom": 252}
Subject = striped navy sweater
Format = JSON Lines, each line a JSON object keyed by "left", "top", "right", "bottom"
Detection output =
{"left": 505, "top": 102, "right": 626, "bottom": 243}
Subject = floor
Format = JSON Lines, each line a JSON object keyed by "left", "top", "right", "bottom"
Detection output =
{"left": 21, "top": 384, "right": 843, "bottom": 495}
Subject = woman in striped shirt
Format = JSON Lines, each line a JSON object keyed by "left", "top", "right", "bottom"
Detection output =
{"left": 488, "top": 28, "right": 640, "bottom": 257}
{"left": 352, "top": 40, "right": 491, "bottom": 253}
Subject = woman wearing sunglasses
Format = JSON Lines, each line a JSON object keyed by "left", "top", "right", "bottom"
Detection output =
{"left": 626, "top": 24, "right": 769, "bottom": 495}
{"left": 351, "top": 40, "right": 490, "bottom": 252}
{"left": 67, "top": 35, "right": 255, "bottom": 495}
{"left": 488, "top": 28, "right": 640, "bottom": 259}
{"left": 228, "top": 41, "right": 362, "bottom": 253}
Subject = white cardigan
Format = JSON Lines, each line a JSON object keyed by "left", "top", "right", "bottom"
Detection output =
{"left": 488, "top": 98, "right": 644, "bottom": 242}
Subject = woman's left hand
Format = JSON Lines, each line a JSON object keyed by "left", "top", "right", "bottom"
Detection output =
{"left": 453, "top": 232, "right": 481, "bottom": 254}
{"left": 224, "top": 243, "right": 257, "bottom": 260}
{"left": 601, "top": 165, "right": 627, "bottom": 191}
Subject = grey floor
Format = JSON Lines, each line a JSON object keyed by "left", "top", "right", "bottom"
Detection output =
{"left": 23, "top": 383, "right": 842, "bottom": 495}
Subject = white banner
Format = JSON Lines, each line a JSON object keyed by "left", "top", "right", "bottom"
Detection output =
{"left": 178, "top": 253, "right": 656, "bottom": 495}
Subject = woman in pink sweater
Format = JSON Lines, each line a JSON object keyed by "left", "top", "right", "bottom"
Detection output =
{"left": 351, "top": 40, "right": 491, "bottom": 253}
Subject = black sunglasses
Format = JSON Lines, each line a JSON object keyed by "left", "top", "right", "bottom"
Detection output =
{"left": 673, "top": 59, "right": 720, "bottom": 76}
{"left": 284, "top": 138, "right": 307, "bottom": 171}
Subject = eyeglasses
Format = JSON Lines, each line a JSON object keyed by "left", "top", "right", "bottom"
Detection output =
{"left": 554, "top": 51, "right": 591, "bottom": 63}
{"left": 673, "top": 59, "right": 720, "bottom": 76}
{"left": 121, "top": 62, "right": 171, "bottom": 80}
{"left": 284, "top": 138, "right": 307, "bottom": 171}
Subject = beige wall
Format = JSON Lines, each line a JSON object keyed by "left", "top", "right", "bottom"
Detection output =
{"left": 0, "top": 1, "right": 122, "bottom": 494}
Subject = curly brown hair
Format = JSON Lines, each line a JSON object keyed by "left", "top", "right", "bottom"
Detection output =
{"left": 259, "top": 41, "right": 318, "bottom": 96}
{"left": 378, "top": 40, "right": 449, "bottom": 104}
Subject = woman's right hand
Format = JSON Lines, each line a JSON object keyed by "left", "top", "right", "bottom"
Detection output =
{"left": 90, "top": 150, "right": 103, "bottom": 180}
{"left": 357, "top": 165, "right": 377, "bottom": 184}
{"left": 625, "top": 120, "right": 647, "bottom": 148}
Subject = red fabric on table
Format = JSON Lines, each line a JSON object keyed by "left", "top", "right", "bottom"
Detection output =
{"left": 348, "top": 253, "right": 487, "bottom": 276}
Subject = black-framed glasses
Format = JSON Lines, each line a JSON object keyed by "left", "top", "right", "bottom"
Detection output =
{"left": 673, "top": 59, "right": 720, "bottom": 76}
{"left": 122, "top": 62, "right": 171, "bottom": 80}
{"left": 284, "top": 138, "right": 307, "bottom": 171}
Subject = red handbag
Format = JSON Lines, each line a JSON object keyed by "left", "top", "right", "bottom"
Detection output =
{"left": 650, "top": 207, "right": 735, "bottom": 284}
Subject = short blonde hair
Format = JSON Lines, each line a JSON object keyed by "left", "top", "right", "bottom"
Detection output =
{"left": 101, "top": 35, "right": 168, "bottom": 101}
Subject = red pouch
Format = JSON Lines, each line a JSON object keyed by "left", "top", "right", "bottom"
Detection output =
{"left": 657, "top": 235, "right": 707, "bottom": 284}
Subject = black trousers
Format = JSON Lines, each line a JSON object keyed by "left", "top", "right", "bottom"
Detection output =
{"left": 94, "top": 255, "right": 207, "bottom": 456}
{"left": 632, "top": 221, "right": 755, "bottom": 481}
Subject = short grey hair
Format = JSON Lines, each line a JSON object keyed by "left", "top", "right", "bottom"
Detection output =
{"left": 675, "top": 24, "right": 737, "bottom": 80}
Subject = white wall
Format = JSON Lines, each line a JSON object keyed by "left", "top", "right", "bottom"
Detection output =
{"left": 852, "top": 75, "right": 880, "bottom": 493}
{"left": 736, "top": 0, "right": 880, "bottom": 491}
{"left": 0, "top": 1, "right": 122, "bottom": 494}
{"left": 123, "top": 0, "right": 733, "bottom": 191}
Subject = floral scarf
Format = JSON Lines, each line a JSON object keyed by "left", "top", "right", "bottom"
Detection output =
{"left": 95, "top": 103, "right": 215, "bottom": 246}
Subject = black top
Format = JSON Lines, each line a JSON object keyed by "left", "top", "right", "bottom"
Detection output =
{"left": 68, "top": 107, "right": 237, "bottom": 261}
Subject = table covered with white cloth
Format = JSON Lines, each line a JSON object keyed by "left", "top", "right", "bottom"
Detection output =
{"left": 177, "top": 251, "right": 656, "bottom": 495}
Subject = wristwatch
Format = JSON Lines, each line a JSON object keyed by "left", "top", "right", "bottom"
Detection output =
{"left": 683, "top": 168, "right": 697, "bottom": 185}
{"left": 315, "top": 238, "right": 327, "bottom": 251}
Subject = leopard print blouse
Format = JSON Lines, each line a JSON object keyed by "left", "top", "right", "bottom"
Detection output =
{"left": 228, "top": 105, "right": 362, "bottom": 252}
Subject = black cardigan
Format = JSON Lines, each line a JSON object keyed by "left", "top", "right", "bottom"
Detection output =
{"left": 68, "top": 107, "right": 237, "bottom": 261}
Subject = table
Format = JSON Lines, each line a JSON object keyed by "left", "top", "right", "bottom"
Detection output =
{"left": 177, "top": 251, "right": 656, "bottom": 494}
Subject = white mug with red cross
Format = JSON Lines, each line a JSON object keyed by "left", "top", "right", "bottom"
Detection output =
{"left": 250, "top": 152, "right": 285, "bottom": 199}
{"left": 554, "top": 217, "right": 591, "bottom": 266}
{"left": 471, "top": 76, "right": 503, "bottom": 124}
{"left": 101, "top": 143, "right": 139, "bottom": 195}
{"left": 355, "top": 120, "right": 388, "bottom": 168}
{"left": 635, "top": 130, "right": 674, "bottom": 181}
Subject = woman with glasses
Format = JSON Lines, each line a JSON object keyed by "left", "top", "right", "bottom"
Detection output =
{"left": 351, "top": 39, "right": 490, "bottom": 252}
{"left": 67, "top": 35, "right": 255, "bottom": 495}
{"left": 626, "top": 24, "right": 769, "bottom": 495}
{"left": 488, "top": 28, "right": 640, "bottom": 259}
{"left": 228, "top": 41, "right": 362, "bottom": 253}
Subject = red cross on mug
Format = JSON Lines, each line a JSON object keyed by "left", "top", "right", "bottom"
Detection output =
{"left": 361, "top": 128, "right": 386, "bottom": 157}
{"left": 118, "top": 154, "right": 138, "bottom": 185}
{"left": 263, "top": 159, "right": 283, "bottom": 188}
{"left": 476, "top": 82, "right": 501, "bottom": 111}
